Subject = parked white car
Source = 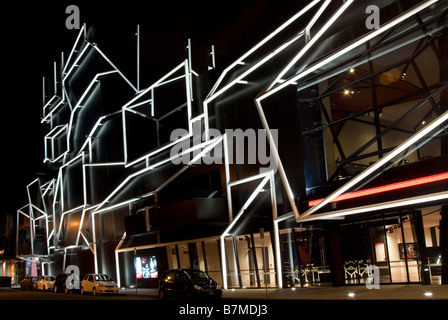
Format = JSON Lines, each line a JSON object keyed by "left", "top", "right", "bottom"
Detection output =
{"left": 37, "top": 275, "right": 55, "bottom": 291}
{"left": 80, "top": 273, "right": 119, "bottom": 295}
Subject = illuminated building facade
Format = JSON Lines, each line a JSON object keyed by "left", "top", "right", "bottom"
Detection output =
{"left": 16, "top": 0, "right": 448, "bottom": 289}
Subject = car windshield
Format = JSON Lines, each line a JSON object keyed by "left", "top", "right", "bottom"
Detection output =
{"left": 45, "top": 276, "right": 55, "bottom": 281}
{"left": 184, "top": 270, "right": 209, "bottom": 281}
{"left": 95, "top": 274, "right": 112, "bottom": 281}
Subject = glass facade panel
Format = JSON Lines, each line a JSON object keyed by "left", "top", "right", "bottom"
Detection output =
{"left": 224, "top": 237, "right": 239, "bottom": 288}
{"left": 369, "top": 220, "right": 391, "bottom": 284}
{"left": 385, "top": 216, "right": 409, "bottom": 283}
{"left": 203, "top": 240, "right": 222, "bottom": 287}
{"left": 422, "top": 207, "right": 442, "bottom": 284}
{"left": 404, "top": 215, "right": 420, "bottom": 283}
{"left": 280, "top": 227, "right": 331, "bottom": 287}
{"left": 342, "top": 221, "right": 377, "bottom": 285}
{"left": 166, "top": 245, "right": 178, "bottom": 269}
{"left": 177, "top": 243, "right": 191, "bottom": 269}
{"left": 235, "top": 235, "right": 257, "bottom": 288}
{"left": 253, "top": 232, "right": 276, "bottom": 288}
{"left": 195, "top": 241, "right": 206, "bottom": 272}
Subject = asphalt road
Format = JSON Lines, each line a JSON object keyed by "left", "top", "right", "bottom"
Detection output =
{"left": 0, "top": 287, "right": 155, "bottom": 300}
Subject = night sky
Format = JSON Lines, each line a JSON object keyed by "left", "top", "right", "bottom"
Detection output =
{"left": 1, "top": 0, "right": 308, "bottom": 214}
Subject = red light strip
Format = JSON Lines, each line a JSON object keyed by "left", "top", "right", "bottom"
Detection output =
{"left": 308, "top": 171, "right": 448, "bottom": 207}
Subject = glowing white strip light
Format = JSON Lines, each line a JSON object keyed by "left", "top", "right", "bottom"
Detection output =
{"left": 298, "top": 191, "right": 448, "bottom": 222}
{"left": 115, "top": 232, "right": 127, "bottom": 287}
{"left": 253, "top": 0, "right": 440, "bottom": 223}
{"left": 93, "top": 198, "right": 141, "bottom": 215}
{"left": 122, "top": 60, "right": 193, "bottom": 167}
{"left": 44, "top": 125, "right": 68, "bottom": 162}
{"left": 62, "top": 24, "right": 87, "bottom": 75}
{"left": 260, "top": 0, "right": 439, "bottom": 100}
{"left": 221, "top": 174, "right": 271, "bottom": 289}
{"left": 208, "top": 0, "right": 321, "bottom": 97}
{"left": 127, "top": 98, "right": 152, "bottom": 110}
{"left": 93, "top": 136, "right": 224, "bottom": 213}
{"left": 254, "top": 98, "right": 299, "bottom": 220}
{"left": 269, "top": 173, "right": 283, "bottom": 288}
{"left": 66, "top": 71, "right": 118, "bottom": 152}
{"left": 62, "top": 43, "right": 91, "bottom": 83}
{"left": 91, "top": 45, "right": 138, "bottom": 92}
{"left": 203, "top": 1, "right": 321, "bottom": 141}
{"left": 267, "top": 0, "right": 351, "bottom": 91}
{"left": 93, "top": 137, "right": 224, "bottom": 271}
{"left": 298, "top": 108, "right": 448, "bottom": 222}
{"left": 125, "top": 132, "right": 193, "bottom": 168}
{"left": 306, "top": 0, "right": 332, "bottom": 31}
{"left": 43, "top": 95, "right": 59, "bottom": 114}
{"left": 227, "top": 171, "right": 272, "bottom": 187}
{"left": 122, "top": 61, "right": 186, "bottom": 109}
{"left": 296, "top": 24, "right": 446, "bottom": 94}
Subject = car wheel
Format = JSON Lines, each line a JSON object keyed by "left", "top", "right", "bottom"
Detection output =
{"left": 92, "top": 287, "right": 97, "bottom": 296}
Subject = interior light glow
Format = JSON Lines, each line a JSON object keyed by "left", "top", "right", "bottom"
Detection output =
{"left": 424, "top": 292, "right": 433, "bottom": 297}
{"left": 348, "top": 292, "right": 355, "bottom": 297}
{"left": 308, "top": 172, "right": 448, "bottom": 207}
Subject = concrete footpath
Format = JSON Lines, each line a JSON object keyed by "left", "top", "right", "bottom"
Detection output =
{"left": 120, "top": 284, "right": 448, "bottom": 300}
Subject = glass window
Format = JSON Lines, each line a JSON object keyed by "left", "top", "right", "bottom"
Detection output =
{"left": 422, "top": 207, "right": 442, "bottom": 284}
{"left": 422, "top": 207, "right": 441, "bottom": 247}
{"left": 166, "top": 245, "right": 179, "bottom": 269}
{"left": 236, "top": 234, "right": 257, "bottom": 288}
{"left": 177, "top": 243, "right": 190, "bottom": 269}
{"left": 385, "top": 216, "right": 408, "bottom": 283}
{"left": 252, "top": 232, "right": 275, "bottom": 287}
{"left": 203, "top": 239, "right": 222, "bottom": 287}
{"left": 224, "top": 237, "right": 239, "bottom": 288}
{"left": 403, "top": 215, "right": 420, "bottom": 283}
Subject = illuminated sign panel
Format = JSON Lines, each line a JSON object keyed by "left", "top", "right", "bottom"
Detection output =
{"left": 136, "top": 256, "right": 158, "bottom": 279}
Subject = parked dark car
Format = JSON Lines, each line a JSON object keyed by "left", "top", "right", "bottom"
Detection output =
{"left": 158, "top": 269, "right": 222, "bottom": 300}
{"left": 53, "top": 273, "right": 80, "bottom": 293}
{"left": 20, "top": 277, "right": 39, "bottom": 291}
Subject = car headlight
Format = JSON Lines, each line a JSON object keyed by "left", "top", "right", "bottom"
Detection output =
{"left": 194, "top": 285, "right": 204, "bottom": 291}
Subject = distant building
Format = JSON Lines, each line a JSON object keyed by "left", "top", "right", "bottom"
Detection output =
{"left": 16, "top": 0, "right": 448, "bottom": 289}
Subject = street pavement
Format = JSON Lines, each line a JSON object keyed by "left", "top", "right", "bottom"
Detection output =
{"left": 119, "top": 284, "right": 448, "bottom": 300}
{"left": 2, "top": 285, "right": 446, "bottom": 318}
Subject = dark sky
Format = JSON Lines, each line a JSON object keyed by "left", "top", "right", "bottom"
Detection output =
{"left": 1, "top": 0, "right": 308, "bottom": 214}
